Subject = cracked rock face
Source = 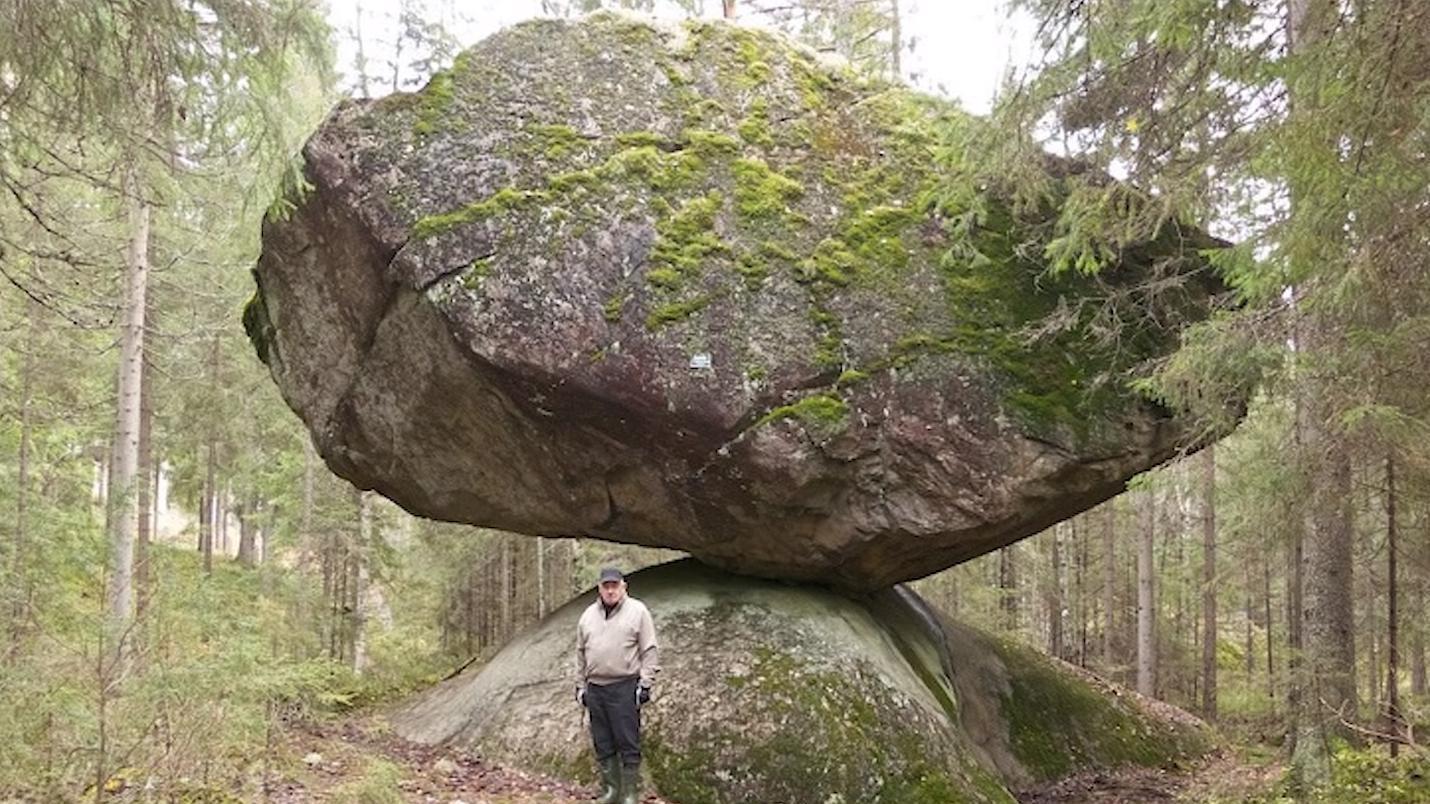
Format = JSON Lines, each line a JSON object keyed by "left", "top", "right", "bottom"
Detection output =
{"left": 246, "top": 12, "right": 1228, "bottom": 590}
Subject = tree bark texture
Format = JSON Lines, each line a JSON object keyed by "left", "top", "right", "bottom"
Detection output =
{"left": 352, "top": 491, "right": 372, "bottom": 673}
{"left": 1384, "top": 454, "right": 1399, "bottom": 755}
{"left": 1136, "top": 490, "right": 1156, "bottom": 697}
{"left": 106, "top": 166, "right": 150, "bottom": 639}
{"left": 1201, "top": 445, "right": 1217, "bottom": 719}
{"left": 9, "top": 297, "right": 40, "bottom": 652}
{"left": 135, "top": 331, "right": 154, "bottom": 628}
{"left": 1103, "top": 502, "right": 1116, "bottom": 667}
{"left": 1048, "top": 523, "right": 1065, "bottom": 660}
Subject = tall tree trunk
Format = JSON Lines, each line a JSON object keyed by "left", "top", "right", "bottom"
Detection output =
{"left": 302, "top": 440, "right": 316, "bottom": 546}
{"left": 10, "top": 297, "right": 40, "bottom": 653}
{"left": 1245, "top": 560, "right": 1255, "bottom": 679}
{"left": 1048, "top": 524, "right": 1065, "bottom": 660}
{"left": 237, "top": 498, "right": 258, "bottom": 568}
{"left": 1286, "top": 510, "right": 1304, "bottom": 749}
{"left": 197, "top": 459, "right": 208, "bottom": 554}
{"left": 1413, "top": 511, "right": 1426, "bottom": 695}
{"left": 353, "top": 2, "right": 372, "bottom": 97}
{"left": 326, "top": 533, "right": 342, "bottom": 660}
{"left": 1265, "top": 557, "right": 1276, "bottom": 700}
{"left": 202, "top": 444, "right": 216, "bottom": 573}
{"left": 1076, "top": 515, "right": 1089, "bottom": 666}
{"left": 134, "top": 337, "right": 154, "bottom": 630}
{"left": 536, "top": 537, "right": 546, "bottom": 619}
{"left": 352, "top": 492, "right": 372, "bottom": 673}
{"left": 219, "top": 480, "right": 231, "bottom": 556}
{"left": 1103, "top": 502, "right": 1116, "bottom": 667}
{"left": 1201, "top": 445, "right": 1218, "bottom": 719}
{"left": 1384, "top": 454, "right": 1399, "bottom": 755}
{"left": 298, "top": 438, "right": 316, "bottom": 632}
{"left": 1288, "top": 0, "right": 1357, "bottom": 783}
{"left": 107, "top": 166, "right": 150, "bottom": 644}
{"left": 723, "top": 0, "right": 737, "bottom": 20}
{"left": 1295, "top": 381, "right": 1356, "bottom": 772}
{"left": 999, "top": 545, "right": 1018, "bottom": 631}
{"left": 500, "top": 536, "right": 513, "bottom": 642}
{"left": 1137, "top": 489, "right": 1156, "bottom": 697}
{"left": 1169, "top": 483, "right": 1185, "bottom": 685}
{"left": 262, "top": 504, "right": 276, "bottom": 565}
{"left": 889, "top": 0, "right": 902, "bottom": 79}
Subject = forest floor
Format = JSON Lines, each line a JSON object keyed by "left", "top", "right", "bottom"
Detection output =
{"left": 266, "top": 713, "right": 672, "bottom": 804}
{"left": 266, "top": 713, "right": 1279, "bottom": 804}
{"left": 1017, "top": 749, "right": 1284, "bottom": 803}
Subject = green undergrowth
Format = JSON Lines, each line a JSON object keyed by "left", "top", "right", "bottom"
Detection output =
{"left": 329, "top": 758, "right": 403, "bottom": 804}
{"left": 0, "top": 532, "right": 457, "bottom": 800}
{"left": 1212, "top": 745, "right": 1430, "bottom": 804}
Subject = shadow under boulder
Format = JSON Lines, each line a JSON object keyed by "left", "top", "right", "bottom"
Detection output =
{"left": 390, "top": 560, "right": 1210, "bottom": 803}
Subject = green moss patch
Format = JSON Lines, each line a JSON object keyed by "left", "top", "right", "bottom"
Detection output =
{"left": 989, "top": 636, "right": 1211, "bottom": 780}
{"left": 646, "top": 192, "right": 728, "bottom": 291}
{"left": 737, "top": 99, "right": 774, "bottom": 147}
{"left": 751, "top": 393, "right": 849, "bottom": 439}
{"left": 646, "top": 296, "right": 713, "bottom": 330}
{"left": 412, "top": 187, "right": 550, "bottom": 239}
{"left": 731, "top": 158, "right": 804, "bottom": 219}
{"left": 412, "top": 71, "right": 454, "bottom": 136}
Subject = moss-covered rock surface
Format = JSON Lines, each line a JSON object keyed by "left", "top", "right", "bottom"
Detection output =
{"left": 250, "top": 12, "right": 1229, "bottom": 589}
{"left": 389, "top": 560, "right": 1211, "bottom": 804}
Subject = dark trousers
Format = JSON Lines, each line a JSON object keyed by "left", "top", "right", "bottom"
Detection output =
{"left": 586, "top": 676, "right": 641, "bottom": 766}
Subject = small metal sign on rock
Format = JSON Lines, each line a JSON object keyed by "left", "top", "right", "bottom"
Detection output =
{"left": 689, "top": 353, "right": 712, "bottom": 370}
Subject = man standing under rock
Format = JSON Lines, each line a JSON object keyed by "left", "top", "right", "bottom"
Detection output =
{"left": 576, "top": 567, "right": 659, "bottom": 804}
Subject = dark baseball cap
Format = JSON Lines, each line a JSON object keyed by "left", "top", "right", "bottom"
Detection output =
{"left": 598, "top": 567, "right": 624, "bottom": 583}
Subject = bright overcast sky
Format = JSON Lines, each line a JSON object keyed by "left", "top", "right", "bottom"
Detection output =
{"left": 324, "top": 0, "right": 1035, "bottom": 114}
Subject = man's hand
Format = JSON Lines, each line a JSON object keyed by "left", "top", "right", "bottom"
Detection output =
{"left": 636, "top": 683, "right": 652, "bottom": 707}
{"left": 576, "top": 685, "right": 587, "bottom": 707}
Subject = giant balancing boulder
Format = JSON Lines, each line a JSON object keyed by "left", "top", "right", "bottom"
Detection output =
{"left": 246, "top": 12, "right": 1227, "bottom": 590}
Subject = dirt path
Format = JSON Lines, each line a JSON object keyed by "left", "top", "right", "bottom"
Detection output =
{"left": 1016, "top": 750, "right": 1283, "bottom": 803}
{"left": 267, "top": 715, "right": 673, "bottom": 804}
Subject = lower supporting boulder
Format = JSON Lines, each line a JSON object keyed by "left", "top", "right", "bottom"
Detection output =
{"left": 390, "top": 559, "right": 1210, "bottom": 803}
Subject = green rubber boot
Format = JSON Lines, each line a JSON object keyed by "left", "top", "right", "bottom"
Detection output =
{"left": 593, "top": 755, "right": 620, "bottom": 804}
{"left": 618, "top": 760, "right": 642, "bottom": 804}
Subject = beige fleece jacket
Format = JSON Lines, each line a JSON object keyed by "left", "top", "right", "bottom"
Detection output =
{"left": 575, "top": 595, "right": 660, "bottom": 687}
